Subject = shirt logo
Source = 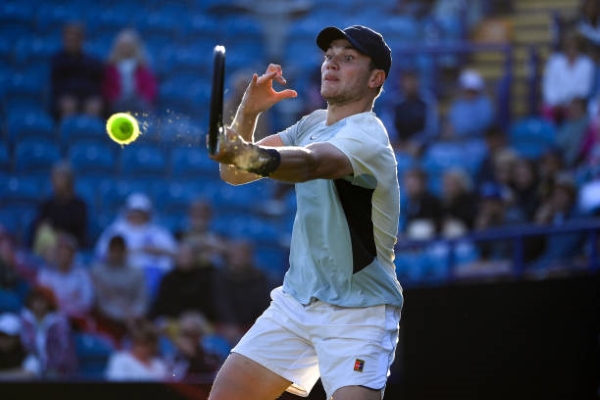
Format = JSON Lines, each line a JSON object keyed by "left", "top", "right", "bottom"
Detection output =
{"left": 309, "top": 135, "right": 318, "bottom": 140}
{"left": 354, "top": 359, "right": 365, "bottom": 372}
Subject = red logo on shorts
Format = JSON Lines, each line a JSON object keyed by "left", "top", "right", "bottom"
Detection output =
{"left": 354, "top": 359, "right": 365, "bottom": 372}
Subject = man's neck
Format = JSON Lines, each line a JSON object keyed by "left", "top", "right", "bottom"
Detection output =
{"left": 325, "top": 100, "right": 373, "bottom": 125}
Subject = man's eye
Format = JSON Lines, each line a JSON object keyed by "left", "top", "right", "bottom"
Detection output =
{"left": 345, "top": 55, "right": 354, "bottom": 61}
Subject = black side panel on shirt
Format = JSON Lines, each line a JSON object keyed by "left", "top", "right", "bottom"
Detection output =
{"left": 334, "top": 179, "right": 376, "bottom": 273}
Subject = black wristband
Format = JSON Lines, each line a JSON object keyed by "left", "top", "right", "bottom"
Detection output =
{"left": 245, "top": 147, "right": 281, "bottom": 177}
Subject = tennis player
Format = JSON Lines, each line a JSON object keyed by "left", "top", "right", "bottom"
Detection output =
{"left": 209, "top": 25, "right": 403, "bottom": 400}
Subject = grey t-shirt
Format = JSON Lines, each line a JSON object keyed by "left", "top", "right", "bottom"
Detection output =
{"left": 279, "top": 109, "right": 403, "bottom": 308}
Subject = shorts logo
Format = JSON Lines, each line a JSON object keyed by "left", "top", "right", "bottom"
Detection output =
{"left": 354, "top": 359, "right": 365, "bottom": 372}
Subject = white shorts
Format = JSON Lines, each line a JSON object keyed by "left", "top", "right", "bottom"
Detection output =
{"left": 231, "top": 287, "right": 401, "bottom": 399}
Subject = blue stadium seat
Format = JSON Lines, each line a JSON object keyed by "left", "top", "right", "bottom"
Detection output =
{"left": 254, "top": 244, "right": 288, "bottom": 281}
{"left": 34, "top": 3, "right": 84, "bottom": 35}
{"left": 0, "top": 208, "right": 20, "bottom": 238}
{"left": 74, "top": 332, "right": 115, "bottom": 379}
{"left": 0, "top": 142, "right": 10, "bottom": 171}
{"left": 13, "top": 140, "right": 61, "bottom": 175}
{"left": 0, "top": 175, "right": 40, "bottom": 206}
{"left": 421, "top": 141, "right": 483, "bottom": 178}
{"left": 170, "top": 146, "right": 218, "bottom": 179}
{"left": 97, "top": 178, "right": 156, "bottom": 215}
{"left": 89, "top": 6, "right": 137, "bottom": 37}
{"left": 3, "top": 73, "right": 46, "bottom": 109}
{"left": 13, "top": 36, "right": 60, "bottom": 66}
{"left": 59, "top": 115, "right": 106, "bottom": 145}
{"left": 0, "top": 288, "right": 22, "bottom": 313}
{"left": 153, "top": 180, "right": 200, "bottom": 215}
{"left": 395, "top": 151, "right": 417, "bottom": 177}
{"left": 0, "top": 3, "right": 31, "bottom": 38}
{"left": 119, "top": 144, "right": 167, "bottom": 178}
{"left": 509, "top": 117, "right": 557, "bottom": 160}
{"left": 7, "top": 110, "right": 55, "bottom": 145}
{"left": 68, "top": 141, "right": 118, "bottom": 177}
{"left": 214, "top": 214, "right": 281, "bottom": 244}
{"left": 74, "top": 176, "right": 101, "bottom": 214}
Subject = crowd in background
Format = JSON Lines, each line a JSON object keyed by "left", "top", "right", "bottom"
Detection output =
{"left": 2, "top": 0, "right": 600, "bottom": 383}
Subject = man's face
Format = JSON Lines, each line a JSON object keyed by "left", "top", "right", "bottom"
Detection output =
{"left": 320, "top": 39, "right": 376, "bottom": 105}
{"left": 63, "top": 25, "right": 84, "bottom": 54}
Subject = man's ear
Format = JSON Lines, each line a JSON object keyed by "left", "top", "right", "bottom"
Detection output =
{"left": 368, "top": 69, "right": 386, "bottom": 89}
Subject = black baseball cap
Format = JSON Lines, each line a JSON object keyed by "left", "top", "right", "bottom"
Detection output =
{"left": 316, "top": 25, "right": 392, "bottom": 77}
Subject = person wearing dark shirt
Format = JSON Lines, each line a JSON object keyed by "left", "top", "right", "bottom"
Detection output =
{"left": 149, "top": 241, "right": 217, "bottom": 323}
{"left": 32, "top": 161, "right": 88, "bottom": 251}
{"left": 0, "top": 313, "right": 40, "bottom": 379}
{"left": 441, "top": 168, "right": 479, "bottom": 234}
{"left": 50, "top": 22, "right": 104, "bottom": 120}
{"left": 213, "top": 240, "right": 271, "bottom": 345}
{"left": 392, "top": 69, "right": 438, "bottom": 156}
{"left": 401, "top": 167, "right": 443, "bottom": 239}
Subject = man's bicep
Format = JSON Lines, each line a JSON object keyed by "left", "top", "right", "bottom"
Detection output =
{"left": 256, "top": 134, "right": 284, "bottom": 147}
{"left": 308, "top": 142, "right": 353, "bottom": 180}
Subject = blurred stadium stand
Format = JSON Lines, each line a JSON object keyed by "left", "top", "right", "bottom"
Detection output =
{"left": 0, "top": 1, "right": 598, "bottom": 395}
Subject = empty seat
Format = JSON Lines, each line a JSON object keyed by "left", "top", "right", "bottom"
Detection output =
{"left": 7, "top": 110, "right": 55, "bottom": 145}
{"left": 509, "top": 117, "right": 557, "bottom": 160}
{"left": 59, "top": 114, "right": 106, "bottom": 145}
{"left": 0, "top": 176, "right": 40, "bottom": 207}
{"left": 74, "top": 332, "right": 115, "bottom": 379}
{"left": 119, "top": 144, "right": 167, "bottom": 178}
{"left": 13, "top": 140, "right": 61, "bottom": 175}
{"left": 170, "top": 146, "right": 218, "bottom": 179}
{"left": 68, "top": 142, "right": 118, "bottom": 177}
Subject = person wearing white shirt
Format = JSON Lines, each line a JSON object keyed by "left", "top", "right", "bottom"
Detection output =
{"left": 105, "top": 320, "right": 169, "bottom": 381}
{"left": 542, "top": 32, "right": 595, "bottom": 124}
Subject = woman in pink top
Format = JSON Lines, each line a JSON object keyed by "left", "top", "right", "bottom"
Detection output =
{"left": 103, "top": 29, "right": 157, "bottom": 114}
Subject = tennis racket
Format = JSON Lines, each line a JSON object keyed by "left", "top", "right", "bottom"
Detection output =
{"left": 207, "top": 45, "right": 226, "bottom": 155}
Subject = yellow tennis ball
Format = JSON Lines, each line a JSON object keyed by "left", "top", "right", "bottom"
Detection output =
{"left": 106, "top": 113, "right": 140, "bottom": 145}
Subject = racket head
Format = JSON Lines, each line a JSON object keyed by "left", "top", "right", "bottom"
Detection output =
{"left": 208, "top": 45, "right": 226, "bottom": 155}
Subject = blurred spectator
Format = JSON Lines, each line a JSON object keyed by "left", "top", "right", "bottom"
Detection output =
{"left": 91, "top": 235, "right": 147, "bottom": 344}
{"left": 37, "top": 233, "right": 94, "bottom": 325}
{"left": 149, "top": 241, "right": 217, "bottom": 323}
{"left": 542, "top": 31, "right": 594, "bottom": 125}
{"left": 474, "top": 182, "right": 526, "bottom": 250}
{"left": 105, "top": 319, "right": 168, "bottom": 381}
{"left": 440, "top": 168, "right": 479, "bottom": 235}
{"left": 556, "top": 97, "right": 591, "bottom": 168}
{"left": 95, "top": 193, "right": 177, "bottom": 273}
{"left": 213, "top": 240, "right": 271, "bottom": 345}
{"left": 178, "top": 199, "right": 227, "bottom": 266}
{"left": 50, "top": 22, "right": 104, "bottom": 121}
{"left": 489, "top": 148, "right": 519, "bottom": 196}
{"left": 475, "top": 125, "right": 509, "bottom": 188}
{"left": 580, "top": 98, "right": 600, "bottom": 166}
{"left": 170, "top": 312, "right": 221, "bottom": 382}
{"left": 223, "top": 70, "right": 273, "bottom": 140}
{"left": 32, "top": 161, "right": 88, "bottom": 255}
{"left": 456, "top": 182, "right": 523, "bottom": 278}
{"left": 442, "top": 69, "right": 495, "bottom": 141}
{"left": 391, "top": 69, "right": 438, "bottom": 157}
{"left": 20, "top": 286, "right": 78, "bottom": 378}
{"left": 401, "top": 167, "right": 443, "bottom": 239}
{"left": 508, "top": 158, "right": 542, "bottom": 221}
{"left": 530, "top": 175, "right": 587, "bottom": 271}
{"left": 537, "top": 148, "right": 567, "bottom": 202}
{"left": 0, "top": 226, "right": 33, "bottom": 304}
{"left": 103, "top": 28, "right": 157, "bottom": 115}
{"left": 0, "top": 313, "right": 40, "bottom": 380}
{"left": 577, "top": 0, "right": 600, "bottom": 48}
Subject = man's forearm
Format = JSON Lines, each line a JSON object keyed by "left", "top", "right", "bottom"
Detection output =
{"left": 230, "top": 94, "right": 260, "bottom": 142}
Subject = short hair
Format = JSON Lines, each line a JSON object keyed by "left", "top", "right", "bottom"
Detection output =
{"left": 108, "top": 235, "right": 126, "bottom": 250}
